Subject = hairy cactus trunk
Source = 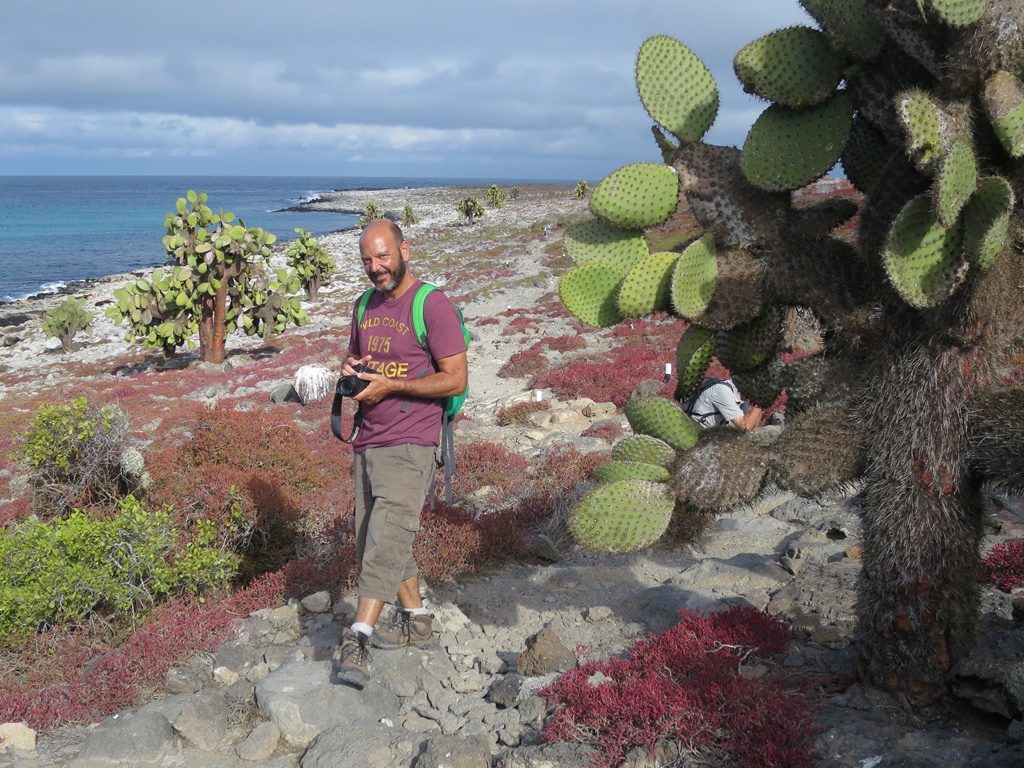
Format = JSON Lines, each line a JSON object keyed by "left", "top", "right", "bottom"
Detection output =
{"left": 857, "top": 343, "right": 986, "bottom": 700}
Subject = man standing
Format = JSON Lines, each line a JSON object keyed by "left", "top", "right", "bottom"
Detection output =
{"left": 334, "top": 219, "right": 468, "bottom": 688}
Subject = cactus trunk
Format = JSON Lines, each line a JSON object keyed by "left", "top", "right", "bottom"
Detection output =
{"left": 856, "top": 344, "right": 986, "bottom": 701}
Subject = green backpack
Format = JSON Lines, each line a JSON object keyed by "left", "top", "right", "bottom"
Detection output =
{"left": 355, "top": 281, "right": 470, "bottom": 505}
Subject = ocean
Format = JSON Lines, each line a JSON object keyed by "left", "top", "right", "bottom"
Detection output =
{"left": 0, "top": 176, "right": 520, "bottom": 303}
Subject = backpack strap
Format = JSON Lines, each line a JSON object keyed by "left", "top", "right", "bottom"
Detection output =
{"left": 410, "top": 281, "right": 460, "bottom": 508}
{"left": 411, "top": 282, "right": 437, "bottom": 350}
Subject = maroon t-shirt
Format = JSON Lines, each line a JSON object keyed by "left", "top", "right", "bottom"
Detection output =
{"left": 347, "top": 280, "right": 466, "bottom": 452}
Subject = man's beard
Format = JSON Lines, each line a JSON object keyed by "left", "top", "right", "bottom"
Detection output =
{"left": 372, "top": 258, "right": 406, "bottom": 292}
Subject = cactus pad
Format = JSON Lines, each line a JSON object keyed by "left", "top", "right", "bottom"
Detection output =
{"left": 982, "top": 71, "right": 1024, "bottom": 158}
{"left": 590, "top": 163, "right": 680, "bottom": 230}
{"left": 612, "top": 434, "right": 677, "bottom": 467}
{"left": 799, "top": 0, "right": 884, "bottom": 60}
{"left": 770, "top": 399, "right": 864, "bottom": 495}
{"left": 928, "top": 0, "right": 986, "bottom": 27}
{"left": 716, "top": 308, "right": 781, "bottom": 373}
{"left": 568, "top": 479, "right": 674, "bottom": 553}
{"left": 962, "top": 176, "right": 1015, "bottom": 270}
{"left": 670, "top": 235, "right": 717, "bottom": 319}
{"left": 671, "top": 429, "right": 770, "bottom": 511}
{"left": 842, "top": 116, "right": 895, "bottom": 195}
{"left": 740, "top": 91, "right": 854, "bottom": 191}
{"left": 934, "top": 139, "right": 977, "bottom": 228}
{"left": 625, "top": 395, "right": 699, "bottom": 452}
{"left": 883, "top": 193, "right": 967, "bottom": 308}
{"left": 635, "top": 35, "right": 719, "bottom": 143}
{"left": 617, "top": 251, "right": 680, "bottom": 317}
{"left": 734, "top": 26, "right": 842, "bottom": 109}
{"left": 674, "top": 325, "right": 716, "bottom": 399}
{"left": 559, "top": 264, "right": 623, "bottom": 328}
{"left": 897, "top": 90, "right": 950, "bottom": 172}
{"left": 731, "top": 366, "right": 784, "bottom": 409}
{"left": 694, "top": 247, "right": 766, "bottom": 330}
{"left": 564, "top": 219, "right": 649, "bottom": 274}
{"left": 594, "top": 460, "right": 672, "bottom": 484}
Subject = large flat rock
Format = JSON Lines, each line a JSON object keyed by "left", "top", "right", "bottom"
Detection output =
{"left": 255, "top": 661, "right": 400, "bottom": 749}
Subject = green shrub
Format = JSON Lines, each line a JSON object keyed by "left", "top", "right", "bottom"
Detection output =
{"left": 41, "top": 298, "right": 93, "bottom": 352}
{"left": 485, "top": 184, "right": 506, "bottom": 209}
{"left": 401, "top": 205, "right": 418, "bottom": 226}
{"left": 0, "top": 495, "right": 238, "bottom": 640}
{"left": 572, "top": 179, "right": 589, "bottom": 199}
{"left": 358, "top": 202, "right": 384, "bottom": 227}
{"left": 12, "top": 397, "right": 132, "bottom": 516}
{"left": 456, "top": 197, "right": 485, "bottom": 225}
{"left": 285, "top": 228, "right": 335, "bottom": 301}
{"left": 508, "top": 187, "right": 521, "bottom": 202}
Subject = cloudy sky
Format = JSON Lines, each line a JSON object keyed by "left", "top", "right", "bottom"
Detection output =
{"left": 0, "top": 1, "right": 810, "bottom": 180}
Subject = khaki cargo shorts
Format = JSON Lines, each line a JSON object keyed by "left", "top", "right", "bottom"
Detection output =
{"left": 353, "top": 444, "right": 437, "bottom": 602}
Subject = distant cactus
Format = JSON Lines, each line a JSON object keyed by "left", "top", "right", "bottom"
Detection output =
{"left": 358, "top": 202, "right": 384, "bottom": 227}
{"left": 456, "top": 197, "right": 485, "bottom": 225}
{"left": 485, "top": 184, "right": 506, "bottom": 208}
{"left": 508, "top": 186, "right": 521, "bottom": 201}
{"left": 107, "top": 191, "right": 307, "bottom": 363}
{"left": 401, "top": 204, "right": 418, "bottom": 226}
{"left": 572, "top": 179, "right": 590, "bottom": 199}
{"left": 285, "top": 228, "right": 335, "bottom": 301}
{"left": 558, "top": 1, "right": 1024, "bottom": 703}
{"left": 41, "top": 297, "right": 92, "bottom": 352}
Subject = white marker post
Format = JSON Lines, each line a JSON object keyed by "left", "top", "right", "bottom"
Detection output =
{"left": 533, "top": 389, "right": 543, "bottom": 403}
{"left": 663, "top": 362, "right": 672, "bottom": 382}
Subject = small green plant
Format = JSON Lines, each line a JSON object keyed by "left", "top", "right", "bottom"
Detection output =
{"left": 12, "top": 397, "right": 131, "bottom": 516}
{"left": 485, "top": 184, "right": 506, "bottom": 208}
{"left": 401, "top": 204, "right": 418, "bottom": 226}
{"left": 456, "top": 197, "right": 485, "bottom": 225}
{"left": 0, "top": 495, "right": 238, "bottom": 640}
{"left": 107, "top": 191, "right": 306, "bottom": 363}
{"left": 358, "top": 202, "right": 385, "bottom": 227}
{"left": 508, "top": 186, "right": 521, "bottom": 202}
{"left": 41, "top": 298, "right": 92, "bottom": 352}
{"left": 285, "top": 228, "right": 335, "bottom": 301}
{"left": 572, "top": 179, "right": 590, "bottom": 199}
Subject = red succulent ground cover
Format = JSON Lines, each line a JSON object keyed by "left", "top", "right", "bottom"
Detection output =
{"left": 541, "top": 606, "right": 815, "bottom": 768}
{"left": 498, "top": 348, "right": 548, "bottom": 379}
{"left": 981, "top": 539, "right": 1024, "bottom": 592}
{"left": 0, "top": 556, "right": 355, "bottom": 731}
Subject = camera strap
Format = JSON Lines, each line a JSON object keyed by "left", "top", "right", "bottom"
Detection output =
{"left": 330, "top": 391, "right": 363, "bottom": 443}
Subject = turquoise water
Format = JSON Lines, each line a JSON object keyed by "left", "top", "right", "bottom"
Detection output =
{"left": 0, "top": 176, "right": 526, "bottom": 302}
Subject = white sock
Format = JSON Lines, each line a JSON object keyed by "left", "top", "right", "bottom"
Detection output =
{"left": 406, "top": 607, "right": 430, "bottom": 617}
{"left": 351, "top": 621, "right": 373, "bottom": 638}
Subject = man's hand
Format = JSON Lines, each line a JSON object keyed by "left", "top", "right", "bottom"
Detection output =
{"left": 342, "top": 353, "right": 372, "bottom": 376}
{"left": 732, "top": 405, "right": 764, "bottom": 431}
{"left": 352, "top": 367, "right": 398, "bottom": 405}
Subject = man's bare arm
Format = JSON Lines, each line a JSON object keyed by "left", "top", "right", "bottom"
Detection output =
{"left": 731, "top": 405, "right": 764, "bottom": 432}
{"left": 353, "top": 352, "right": 468, "bottom": 406}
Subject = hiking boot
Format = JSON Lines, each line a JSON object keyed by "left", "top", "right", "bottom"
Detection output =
{"left": 369, "top": 610, "right": 434, "bottom": 650}
{"left": 333, "top": 628, "right": 372, "bottom": 688}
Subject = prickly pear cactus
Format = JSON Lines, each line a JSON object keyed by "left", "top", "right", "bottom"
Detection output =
{"left": 558, "top": 0, "right": 1024, "bottom": 703}
{"left": 107, "top": 191, "right": 307, "bottom": 363}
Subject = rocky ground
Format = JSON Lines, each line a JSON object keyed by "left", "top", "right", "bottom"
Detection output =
{"left": 0, "top": 185, "right": 1023, "bottom": 767}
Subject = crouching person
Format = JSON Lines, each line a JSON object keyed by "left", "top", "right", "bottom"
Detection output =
{"left": 334, "top": 220, "right": 468, "bottom": 688}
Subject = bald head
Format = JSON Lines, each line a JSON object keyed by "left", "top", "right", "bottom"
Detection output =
{"left": 359, "top": 219, "right": 404, "bottom": 251}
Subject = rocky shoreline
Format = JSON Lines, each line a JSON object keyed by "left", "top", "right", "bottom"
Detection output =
{"left": 1, "top": 185, "right": 1023, "bottom": 767}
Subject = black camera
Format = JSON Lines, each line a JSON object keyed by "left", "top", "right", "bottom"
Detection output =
{"left": 336, "top": 364, "right": 371, "bottom": 397}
